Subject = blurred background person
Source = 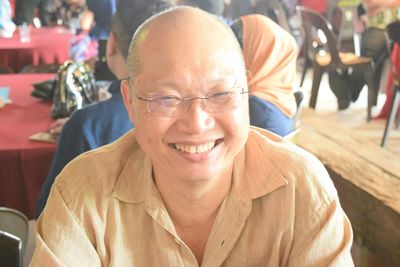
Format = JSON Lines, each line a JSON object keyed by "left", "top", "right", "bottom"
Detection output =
{"left": 14, "top": 0, "right": 52, "bottom": 25}
{"left": 231, "top": 14, "right": 298, "bottom": 136}
{"left": 363, "top": 0, "right": 400, "bottom": 118}
{"left": 0, "top": 0, "right": 16, "bottom": 37}
{"left": 86, "top": 0, "right": 116, "bottom": 40}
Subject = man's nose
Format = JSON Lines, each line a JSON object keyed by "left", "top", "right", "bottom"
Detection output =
{"left": 177, "top": 98, "right": 215, "bottom": 134}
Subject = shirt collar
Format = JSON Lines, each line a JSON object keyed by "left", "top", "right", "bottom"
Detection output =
{"left": 111, "top": 131, "right": 152, "bottom": 203}
{"left": 231, "top": 128, "right": 288, "bottom": 201}
{"left": 111, "top": 128, "right": 288, "bottom": 204}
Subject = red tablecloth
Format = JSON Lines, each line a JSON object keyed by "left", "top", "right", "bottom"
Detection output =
{"left": 0, "top": 27, "right": 73, "bottom": 72}
{"left": 0, "top": 73, "right": 56, "bottom": 219}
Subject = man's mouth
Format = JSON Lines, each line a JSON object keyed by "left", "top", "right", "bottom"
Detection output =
{"left": 172, "top": 141, "right": 218, "bottom": 154}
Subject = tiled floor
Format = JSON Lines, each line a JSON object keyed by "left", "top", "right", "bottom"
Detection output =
{"left": 298, "top": 69, "right": 400, "bottom": 156}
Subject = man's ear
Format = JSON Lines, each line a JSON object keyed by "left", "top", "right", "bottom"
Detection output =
{"left": 106, "top": 32, "right": 118, "bottom": 59}
{"left": 121, "top": 79, "right": 137, "bottom": 125}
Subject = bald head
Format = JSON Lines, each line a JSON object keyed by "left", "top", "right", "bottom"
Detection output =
{"left": 127, "top": 6, "right": 245, "bottom": 80}
{"left": 121, "top": 7, "right": 250, "bottom": 187}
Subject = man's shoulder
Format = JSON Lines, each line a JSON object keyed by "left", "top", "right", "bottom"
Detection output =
{"left": 68, "top": 95, "right": 125, "bottom": 123}
{"left": 53, "top": 131, "right": 139, "bottom": 206}
{"left": 248, "top": 127, "right": 320, "bottom": 171}
{"left": 247, "top": 127, "right": 338, "bottom": 206}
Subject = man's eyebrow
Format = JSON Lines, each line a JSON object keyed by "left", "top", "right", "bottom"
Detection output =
{"left": 149, "top": 77, "right": 237, "bottom": 88}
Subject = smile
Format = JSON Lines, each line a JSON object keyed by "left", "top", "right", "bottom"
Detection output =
{"left": 173, "top": 141, "right": 216, "bottom": 154}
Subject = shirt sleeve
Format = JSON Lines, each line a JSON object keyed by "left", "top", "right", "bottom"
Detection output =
{"left": 30, "top": 184, "right": 101, "bottom": 266}
{"left": 287, "top": 199, "right": 354, "bottom": 267}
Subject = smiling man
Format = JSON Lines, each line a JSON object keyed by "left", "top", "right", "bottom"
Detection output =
{"left": 30, "top": 6, "right": 354, "bottom": 266}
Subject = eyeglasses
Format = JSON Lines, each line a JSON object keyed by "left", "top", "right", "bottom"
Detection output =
{"left": 124, "top": 77, "right": 248, "bottom": 117}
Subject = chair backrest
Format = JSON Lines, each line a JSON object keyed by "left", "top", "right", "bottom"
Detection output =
{"left": 294, "top": 90, "right": 304, "bottom": 110}
{"left": 253, "top": 0, "right": 291, "bottom": 32}
{"left": 0, "top": 64, "right": 14, "bottom": 74}
{"left": 19, "top": 64, "right": 60, "bottom": 73}
{"left": 0, "top": 207, "right": 29, "bottom": 251}
{"left": 267, "top": 0, "right": 291, "bottom": 32}
{"left": 293, "top": 90, "right": 304, "bottom": 128}
{"left": 297, "top": 6, "right": 342, "bottom": 65}
{"left": 0, "top": 231, "right": 23, "bottom": 267}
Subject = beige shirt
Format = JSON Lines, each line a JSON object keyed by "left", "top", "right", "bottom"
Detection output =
{"left": 30, "top": 128, "right": 354, "bottom": 267}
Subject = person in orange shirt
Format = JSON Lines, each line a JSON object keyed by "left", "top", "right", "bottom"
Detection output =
{"left": 231, "top": 14, "right": 298, "bottom": 136}
{"left": 31, "top": 7, "right": 353, "bottom": 266}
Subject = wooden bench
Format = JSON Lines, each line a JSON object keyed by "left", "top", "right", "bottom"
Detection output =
{"left": 296, "top": 108, "right": 400, "bottom": 267}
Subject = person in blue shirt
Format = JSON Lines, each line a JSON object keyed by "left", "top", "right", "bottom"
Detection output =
{"left": 35, "top": 0, "right": 175, "bottom": 218}
{"left": 86, "top": 0, "right": 116, "bottom": 40}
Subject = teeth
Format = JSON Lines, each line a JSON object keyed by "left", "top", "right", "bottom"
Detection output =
{"left": 174, "top": 141, "right": 215, "bottom": 154}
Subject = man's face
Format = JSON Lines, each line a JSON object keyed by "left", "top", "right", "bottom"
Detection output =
{"left": 122, "top": 19, "right": 249, "bottom": 184}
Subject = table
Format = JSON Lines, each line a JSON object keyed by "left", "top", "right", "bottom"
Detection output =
{"left": 0, "top": 27, "right": 73, "bottom": 72}
{"left": 0, "top": 73, "right": 56, "bottom": 219}
{"left": 297, "top": 108, "right": 400, "bottom": 267}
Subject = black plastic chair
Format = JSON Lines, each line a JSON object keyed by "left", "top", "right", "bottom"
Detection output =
{"left": 381, "top": 21, "right": 400, "bottom": 147}
{"left": 293, "top": 90, "right": 304, "bottom": 128}
{"left": 0, "top": 64, "right": 14, "bottom": 74}
{"left": 297, "top": 6, "right": 378, "bottom": 121}
{"left": 0, "top": 207, "right": 29, "bottom": 252}
{"left": 298, "top": 21, "right": 317, "bottom": 88}
{"left": 19, "top": 63, "right": 60, "bottom": 73}
{"left": 283, "top": 90, "right": 304, "bottom": 141}
{"left": 0, "top": 231, "right": 23, "bottom": 267}
{"left": 254, "top": 0, "right": 291, "bottom": 33}
{"left": 267, "top": 0, "right": 291, "bottom": 33}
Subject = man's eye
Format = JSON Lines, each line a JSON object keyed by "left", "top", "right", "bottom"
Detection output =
{"left": 208, "top": 92, "right": 233, "bottom": 103}
{"left": 156, "top": 95, "right": 181, "bottom": 106}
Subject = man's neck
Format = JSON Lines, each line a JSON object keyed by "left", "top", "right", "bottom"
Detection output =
{"left": 153, "top": 167, "right": 232, "bottom": 227}
{"left": 153, "top": 168, "right": 233, "bottom": 264}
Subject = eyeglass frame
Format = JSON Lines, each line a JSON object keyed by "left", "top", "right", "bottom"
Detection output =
{"left": 123, "top": 77, "right": 249, "bottom": 117}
